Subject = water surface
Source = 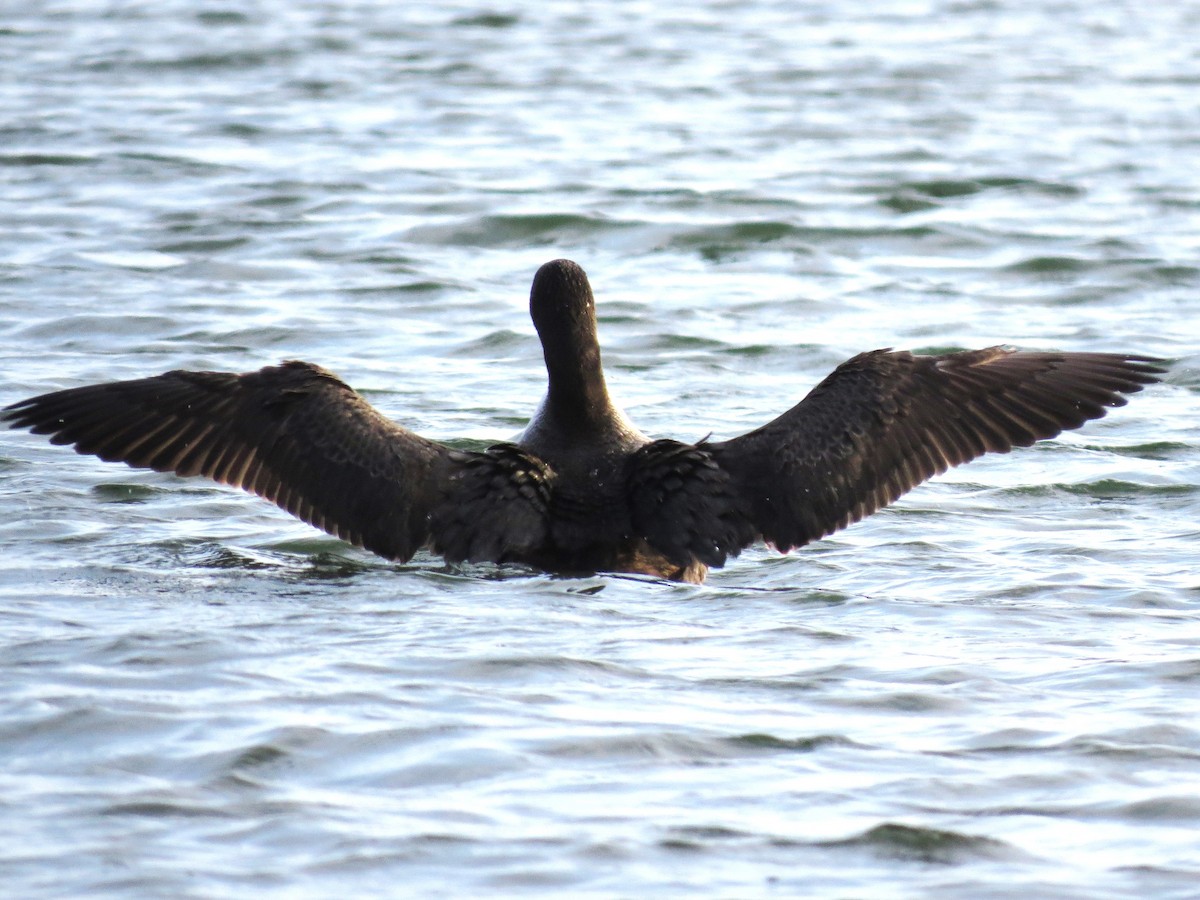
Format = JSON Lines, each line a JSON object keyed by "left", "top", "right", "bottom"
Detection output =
{"left": 2, "top": 1, "right": 1199, "bottom": 896}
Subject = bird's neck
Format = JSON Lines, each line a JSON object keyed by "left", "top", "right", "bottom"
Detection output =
{"left": 542, "top": 339, "right": 616, "bottom": 434}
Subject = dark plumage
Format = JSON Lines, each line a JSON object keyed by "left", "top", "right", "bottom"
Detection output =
{"left": 3, "top": 259, "right": 1165, "bottom": 582}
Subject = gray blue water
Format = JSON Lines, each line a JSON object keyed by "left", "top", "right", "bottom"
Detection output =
{"left": 2, "top": 1, "right": 1199, "bottom": 896}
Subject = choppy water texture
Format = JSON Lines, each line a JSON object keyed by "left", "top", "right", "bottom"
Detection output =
{"left": 2, "top": 1, "right": 1199, "bottom": 897}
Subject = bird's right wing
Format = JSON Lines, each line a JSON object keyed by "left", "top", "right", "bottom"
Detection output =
{"left": 709, "top": 348, "right": 1164, "bottom": 554}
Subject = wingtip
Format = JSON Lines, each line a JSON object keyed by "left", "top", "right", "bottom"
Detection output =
{"left": 1, "top": 399, "right": 37, "bottom": 428}
{"left": 1126, "top": 355, "right": 1170, "bottom": 380}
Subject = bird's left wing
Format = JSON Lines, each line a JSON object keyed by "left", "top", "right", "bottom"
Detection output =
{"left": 3, "top": 361, "right": 551, "bottom": 564}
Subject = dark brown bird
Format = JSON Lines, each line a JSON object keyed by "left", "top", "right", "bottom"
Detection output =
{"left": 3, "top": 259, "right": 1165, "bottom": 582}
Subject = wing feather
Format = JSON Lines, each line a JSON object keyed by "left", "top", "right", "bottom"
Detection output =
{"left": 711, "top": 348, "right": 1164, "bottom": 553}
{"left": 429, "top": 443, "right": 555, "bottom": 564}
{"left": 4, "top": 361, "right": 451, "bottom": 561}
{"left": 625, "top": 438, "right": 755, "bottom": 568}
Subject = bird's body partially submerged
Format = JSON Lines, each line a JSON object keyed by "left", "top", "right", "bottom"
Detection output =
{"left": 3, "top": 260, "right": 1165, "bottom": 582}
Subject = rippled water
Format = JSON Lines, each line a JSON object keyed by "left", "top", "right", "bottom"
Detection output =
{"left": 2, "top": 1, "right": 1199, "bottom": 896}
